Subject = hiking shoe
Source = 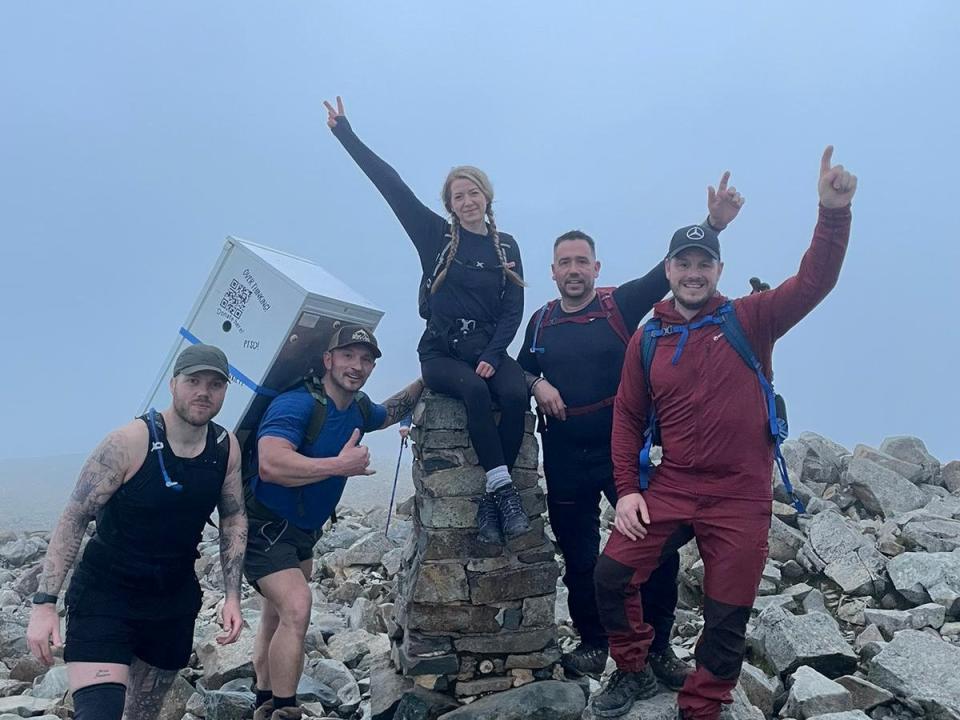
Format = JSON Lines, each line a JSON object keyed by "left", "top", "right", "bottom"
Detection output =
{"left": 270, "top": 708, "right": 303, "bottom": 720}
{"left": 649, "top": 646, "right": 692, "bottom": 690}
{"left": 476, "top": 492, "right": 503, "bottom": 544}
{"left": 561, "top": 643, "right": 608, "bottom": 678}
{"left": 591, "top": 667, "right": 659, "bottom": 717}
{"left": 253, "top": 701, "right": 274, "bottom": 720}
{"left": 493, "top": 484, "right": 531, "bottom": 538}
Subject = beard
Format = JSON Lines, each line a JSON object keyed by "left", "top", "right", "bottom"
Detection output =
{"left": 173, "top": 396, "right": 215, "bottom": 427}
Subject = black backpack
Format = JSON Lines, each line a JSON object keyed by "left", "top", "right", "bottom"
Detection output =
{"left": 241, "top": 373, "right": 374, "bottom": 482}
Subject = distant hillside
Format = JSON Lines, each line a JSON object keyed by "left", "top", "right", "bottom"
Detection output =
{"left": 0, "top": 442, "right": 414, "bottom": 532}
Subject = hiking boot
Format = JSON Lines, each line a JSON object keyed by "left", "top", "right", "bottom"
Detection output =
{"left": 591, "top": 667, "right": 658, "bottom": 718}
{"left": 476, "top": 492, "right": 503, "bottom": 544}
{"left": 253, "top": 700, "right": 274, "bottom": 720}
{"left": 648, "top": 645, "right": 692, "bottom": 690}
{"left": 561, "top": 642, "right": 608, "bottom": 678}
{"left": 270, "top": 708, "right": 303, "bottom": 720}
{"left": 493, "top": 484, "right": 531, "bottom": 538}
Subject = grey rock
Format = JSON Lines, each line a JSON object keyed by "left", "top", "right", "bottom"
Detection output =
{"left": 454, "top": 627, "right": 556, "bottom": 654}
{"left": 803, "top": 712, "right": 871, "bottom": 720}
{"left": 853, "top": 444, "right": 925, "bottom": 484}
{"left": 346, "top": 596, "right": 383, "bottom": 633}
{"left": 862, "top": 609, "right": 914, "bottom": 638}
{"left": 410, "top": 561, "right": 470, "bottom": 604}
{"left": 454, "top": 675, "right": 513, "bottom": 696}
{"left": 899, "top": 514, "right": 960, "bottom": 552}
{"left": 204, "top": 689, "right": 254, "bottom": 720}
{"left": 394, "top": 686, "right": 459, "bottom": 720}
{"left": 797, "top": 432, "right": 849, "bottom": 485}
{"left": 738, "top": 662, "right": 783, "bottom": 718}
{"left": 783, "top": 665, "right": 852, "bottom": 719}
{"left": 749, "top": 606, "right": 858, "bottom": 677}
{"left": 305, "top": 658, "right": 361, "bottom": 713}
{"left": 504, "top": 647, "right": 562, "bottom": 669}
{"left": 195, "top": 625, "right": 257, "bottom": 689}
{"left": 370, "top": 666, "right": 414, "bottom": 720}
{"left": 769, "top": 516, "right": 806, "bottom": 562}
{"left": 879, "top": 436, "right": 941, "bottom": 484}
{"left": 439, "top": 679, "right": 584, "bottom": 719}
{"left": 296, "top": 674, "right": 338, "bottom": 706}
{"left": 404, "top": 602, "right": 500, "bottom": 633}
{"left": 468, "top": 562, "right": 559, "bottom": 604}
{"left": 342, "top": 532, "right": 400, "bottom": 566}
{"left": 521, "top": 594, "right": 555, "bottom": 627}
{"left": 0, "top": 681, "right": 29, "bottom": 698}
{"left": 799, "top": 511, "right": 886, "bottom": 596}
{"left": 752, "top": 593, "right": 798, "bottom": 614}
{"left": 886, "top": 551, "right": 960, "bottom": 614}
{"left": 845, "top": 457, "right": 926, "bottom": 519}
{"left": 327, "top": 628, "right": 388, "bottom": 667}
{"left": 382, "top": 547, "right": 404, "bottom": 577}
{"left": 0, "top": 696, "right": 59, "bottom": 717}
{"left": 0, "top": 537, "right": 46, "bottom": 567}
{"left": 30, "top": 665, "right": 69, "bottom": 699}
{"left": 942, "top": 461, "right": 960, "bottom": 494}
{"left": 866, "top": 629, "right": 960, "bottom": 717}
{"left": 8, "top": 656, "right": 45, "bottom": 683}
{"left": 834, "top": 675, "right": 894, "bottom": 711}
{"left": 802, "top": 589, "right": 830, "bottom": 615}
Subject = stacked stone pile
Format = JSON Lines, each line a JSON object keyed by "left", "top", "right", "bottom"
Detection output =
{"left": 389, "top": 392, "right": 563, "bottom": 699}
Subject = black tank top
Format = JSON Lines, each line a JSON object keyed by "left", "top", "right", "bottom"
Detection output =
{"left": 79, "top": 413, "right": 229, "bottom": 586}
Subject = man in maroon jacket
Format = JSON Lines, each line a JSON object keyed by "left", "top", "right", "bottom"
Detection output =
{"left": 590, "top": 147, "right": 857, "bottom": 720}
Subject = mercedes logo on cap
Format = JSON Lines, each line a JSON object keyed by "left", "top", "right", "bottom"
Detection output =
{"left": 352, "top": 329, "right": 370, "bottom": 342}
{"left": 686, "top": 226, "right": 705, "bottom": 240}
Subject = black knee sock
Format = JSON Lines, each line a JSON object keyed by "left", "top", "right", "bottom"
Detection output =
{"left": 73, "top": 682, "right": 126, "bottom": 720}
{"left": 273, "top": 694, "right": 296, "bottom": 710}
{"left": 253, "top": 685, "right": 273, "bottom": 708}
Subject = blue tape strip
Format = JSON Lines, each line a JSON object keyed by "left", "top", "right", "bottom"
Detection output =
{"left": 178, "top": 327, "right": 279, "bottom": 398}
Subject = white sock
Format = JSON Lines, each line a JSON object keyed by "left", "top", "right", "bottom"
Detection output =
{"left": 485, "top": 465, "right": 512, "bottom": 493}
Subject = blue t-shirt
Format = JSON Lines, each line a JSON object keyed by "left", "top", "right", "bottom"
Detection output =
{"left": 251, "top": 387, "right": 386, "bottom": 530}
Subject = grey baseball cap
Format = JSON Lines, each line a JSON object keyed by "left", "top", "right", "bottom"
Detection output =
{"left": 328, "top": 324, "right": 382, "bottom": 358}
{"left": 667, "top": 224, "right": 721, "bottom": 261}
{"left": 173, "top": 344, "right": 230, "bottom": 380}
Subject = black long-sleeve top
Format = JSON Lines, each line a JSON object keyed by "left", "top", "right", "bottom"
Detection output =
{"left": 517, "top": 263, "right": 670, "bottom": 446}
{"left": 331, "top": 118, "right": 524, "bottom": 369}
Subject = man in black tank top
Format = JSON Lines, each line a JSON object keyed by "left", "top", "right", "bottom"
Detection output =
{"left": 517, "top": 177, "right": 744, "bottom": 687}
{"left": 26, "top": 345, "right": 248, "bottom": 720}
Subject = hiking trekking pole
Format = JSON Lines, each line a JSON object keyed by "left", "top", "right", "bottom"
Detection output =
{"left": 385, "top": 418, "right": 411, "bottom": 538}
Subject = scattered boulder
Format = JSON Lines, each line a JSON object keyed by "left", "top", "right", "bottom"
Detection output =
{"left": 749, "top": 606, "right": 858, "bottom": 678}
{"left": 782, "top": 665, "right": 852, "bottom": 719}
{"left": 866, "top": 629, "right": 960, "bottom": 717}
{"left": 878, "top": 436, "right": 941, "bottom": 485}
{"left": 844, "top": 458, "right": 927, "bottom": 519}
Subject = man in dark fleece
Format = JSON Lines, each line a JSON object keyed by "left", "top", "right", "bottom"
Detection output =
{"left": 591, "top": 147, "right": 857, "bottom": 720}
{"left": 517, "top": 174, "right": 744, "bottom": 683}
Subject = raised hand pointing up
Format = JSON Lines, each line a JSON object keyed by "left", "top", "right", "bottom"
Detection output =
{"left": 323, "top": 95, "right": 346, "bottom": 128}
{"left": 707, "top": 170, "right": 745, "bottom": 230}
{"left": 818, "top": 145, "right": 858, "bottom": 208}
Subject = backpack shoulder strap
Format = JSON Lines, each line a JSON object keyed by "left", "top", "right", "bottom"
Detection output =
{"left": 639, "top": 317, "right": 662, "bottom": 393}
{"left": 528, "top": 300, "right": 558, "bottom": 354}
{"left": 597, "top": 287, "right": 631, "bottom": 345}
{"left": 302, "top": 375, "right": 329, "bottom": 448}
{"left": 355, "top": 391, "right": 377, "bottom": 432}
{"left": 716, "top": 301, "right": 767, "bottom": 379}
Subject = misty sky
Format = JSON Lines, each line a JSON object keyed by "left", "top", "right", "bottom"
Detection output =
{"left": 1, "top": 2, "right": 957, "bottom": 466}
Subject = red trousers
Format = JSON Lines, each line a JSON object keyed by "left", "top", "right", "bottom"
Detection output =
{"left": 595, "top": 483, "right": 770, "bottom": 720}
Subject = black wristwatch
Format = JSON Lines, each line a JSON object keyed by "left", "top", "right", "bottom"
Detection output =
{"left": 32, "top": 592, "right": 58, "bottom": 605}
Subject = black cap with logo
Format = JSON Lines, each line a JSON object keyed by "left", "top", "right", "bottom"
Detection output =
{"left": 667, "top": 224, "right": 721, "bottom": 261}
{"left": 173, "top": 344, "right": 230, "bottom": 381}
{"left": 327, "top": 324, "right": 382, "bottom": 358}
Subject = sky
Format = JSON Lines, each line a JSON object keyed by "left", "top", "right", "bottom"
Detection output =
{"left": 1, "top": 1, "right": 957, "bottom": 468}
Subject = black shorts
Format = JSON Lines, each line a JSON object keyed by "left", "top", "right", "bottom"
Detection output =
{"left": 63, "top": 567, "right": 202, "bottom": 670}
{"left": 244, "top": 491, "right": 322, "bottom": 593}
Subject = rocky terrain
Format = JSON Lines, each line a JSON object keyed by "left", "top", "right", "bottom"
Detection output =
{"left": 0, "top": 431, "right": 958, "bottom": 720}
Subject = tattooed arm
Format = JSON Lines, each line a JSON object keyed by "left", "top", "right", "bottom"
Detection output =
{"left": 378, "top": 377, "right": 424, "bottom": 429}
{"left": 27, "top": 421, "right": 143, "bottom": 664}
{"left": 215, "top": 432, "right": 246, "bottom": 644}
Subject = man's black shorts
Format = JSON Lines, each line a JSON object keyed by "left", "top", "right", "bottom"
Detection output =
{"left": 63, "top": 567, "right": 202, "bottom": 670}
{"left": 244, "top": 489, "right": 322, "bottom": 592}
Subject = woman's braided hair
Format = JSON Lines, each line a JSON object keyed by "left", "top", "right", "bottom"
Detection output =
{"left": 433, "top": 166, "right": 525, "bottom": 294}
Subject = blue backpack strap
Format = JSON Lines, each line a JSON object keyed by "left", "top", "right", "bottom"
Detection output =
{"left": 528, "top": 300, "right": 557, "bottom": 355}
{"left": 147, "top": 408, "right": 182, "bottom": 491}
{"left": 717, "top": 302, "right": 804, "bottom": 512}
{"left": 637, "top": 319, "right": 662, "bottom": 491}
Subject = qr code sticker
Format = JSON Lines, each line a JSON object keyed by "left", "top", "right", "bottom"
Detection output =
{"left": 220, "top": 279, "right": 251, "bottom": 320}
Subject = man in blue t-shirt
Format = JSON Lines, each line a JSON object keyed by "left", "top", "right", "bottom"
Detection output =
{"left": 243, "top": 325, "right": 422, "bottom": 720}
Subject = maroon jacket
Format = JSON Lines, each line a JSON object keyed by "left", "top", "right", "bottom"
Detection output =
{"left": 612, "top": 205, "right": 852, "bottom": 501}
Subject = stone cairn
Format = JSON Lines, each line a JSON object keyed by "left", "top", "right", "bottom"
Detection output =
{"left": 389, "top": 391, "right": 563, "bottom": 699}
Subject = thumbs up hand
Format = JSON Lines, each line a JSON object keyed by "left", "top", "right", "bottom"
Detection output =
{"left": 337, "top": 428, "right": 375, "bottom": 477}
